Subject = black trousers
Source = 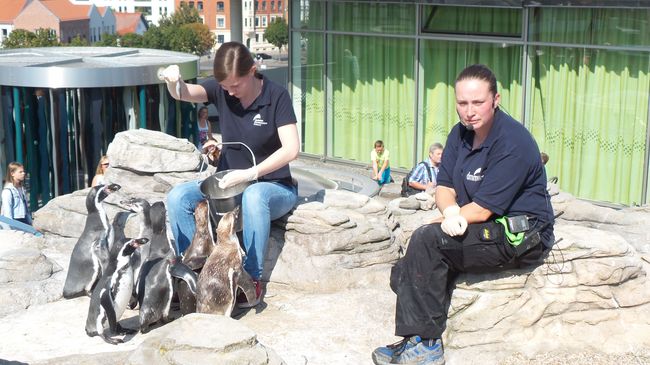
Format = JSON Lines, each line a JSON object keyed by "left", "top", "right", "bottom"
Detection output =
{"left": 391, "top": 222, "right": 546, "bottom": 339}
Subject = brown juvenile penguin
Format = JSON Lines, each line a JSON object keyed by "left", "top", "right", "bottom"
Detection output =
{"left": 196, "top": 206, "right": 245, "bottom": 317}
{"left": 182, "top": 200, "right": 214, "bottom": 270}
{"left": 177, "top": 200, "right": 213, "bottom": 315}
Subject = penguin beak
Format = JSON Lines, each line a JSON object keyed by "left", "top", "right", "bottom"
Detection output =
{"left": 105, "top": 184, "right": 121, "bottom": 194}
{"left": 131, "top": 237, "right": 150, "bottom": 248}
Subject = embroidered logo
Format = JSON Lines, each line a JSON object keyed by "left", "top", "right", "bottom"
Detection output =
{"left": 466, "top": 167, "right": 484, "bottom": 182}
{"left": 252, "top": 113, "right": 267, "bottom": 126}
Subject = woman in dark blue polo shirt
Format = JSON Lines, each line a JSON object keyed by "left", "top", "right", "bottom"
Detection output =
{"left": 161, "top": 42, "right": 299, "bottom": 309}
{"left": 372, "top": 65, "right": 554, "bottom": 365}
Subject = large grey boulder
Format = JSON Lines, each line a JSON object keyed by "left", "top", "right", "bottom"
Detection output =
{"left": 127, "top": 314, "right": 284, "bottom": 365}
{"left": 107, "top": 129, "right": 202, "bottom": 173}
{"left": 0, "top": 231, "right": 63, "bottom": 317}
{"left": 444, "top": 224, "right": 650, "bottom": 364}
{"left": 265, "top": 190, "right": 400, "bottom": 291}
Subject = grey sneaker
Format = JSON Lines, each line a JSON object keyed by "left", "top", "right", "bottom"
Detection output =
{"left": 372, "top": 336, "right": 445, "bottom": 365}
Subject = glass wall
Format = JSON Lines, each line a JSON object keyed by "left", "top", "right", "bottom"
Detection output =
{"left": 290, "top": 1, "right": 650, "bottom": 205}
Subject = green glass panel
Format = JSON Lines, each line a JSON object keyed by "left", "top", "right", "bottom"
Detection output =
{"left": 291, "top": 32, "right": 325, "bottom": 155}
{"left": 529, "top": 46, "right": 649, "bottom": 205}
{"left": 328, "top": 3, "right": 415, "bottom": 35}
{"left": 292, "top": 0, "right": 324, "bottom": 30}
{"left": 328, "top": 35, "right": 415, "bottom": 169}
{"left": 420, "top": 40, "right": 523, "bottom": 160}
{"left": 530, "top": 8, "right": 650, "bottom": 47}
{"left": 421, "top": 6, "right": 521, "bottom": 37}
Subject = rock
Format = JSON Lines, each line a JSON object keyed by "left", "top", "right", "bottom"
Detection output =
{"left": 398, "top": 197, "right": 420, "bottom": 210}
{"left": 126, "top": 314, "right": 284, "bottom": 365}
{"left": 107, "top": 129, "right": 202, "bottom": 173}
{"left": 0, "top": 231, "right": 63, "bottom": 317}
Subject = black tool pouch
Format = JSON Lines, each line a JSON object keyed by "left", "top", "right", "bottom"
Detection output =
{"left": 513, "top": 230, "right": 541, "bottom": 257}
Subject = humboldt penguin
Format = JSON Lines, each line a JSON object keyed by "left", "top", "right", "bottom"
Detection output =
{"left": 120, "top": 197, "right": 153, "bottom": 308}
{"left": 63, "top": 183, "right": 121, "bottom": 299}
{"left": 178, "top": 200, "right": 214, "bottom": 315}
{"left": 85, "top": 237, "right": 149, "bottom": 345}
{"left": 196, "top": 206, "right": 249, "bottom": 317}
{"left": 137, "top": 201, "right": 196, "bottom": 333}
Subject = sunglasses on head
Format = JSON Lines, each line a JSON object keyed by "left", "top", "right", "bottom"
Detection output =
{"left": 101, "top": 163, "right": 109, "bottom": 167}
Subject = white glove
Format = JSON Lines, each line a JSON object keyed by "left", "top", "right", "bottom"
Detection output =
{"left": 158, "top": 65, "right": 181, "bottom": 83}
{"left": 218, "top": 167, "right": 258, "bottom": 189}
{"left": 158, "top": 65, "right": 182, "bottom": 98}
{"left": 440, "top": 204, "right": 468, "bottom": 236}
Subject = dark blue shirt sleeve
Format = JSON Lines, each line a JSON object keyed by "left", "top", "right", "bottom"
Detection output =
{"left": 436, "top": 124, "right": 460, "bottom": 189}
{"left": 273, "top": 88, "right": 297, "bottom": 128}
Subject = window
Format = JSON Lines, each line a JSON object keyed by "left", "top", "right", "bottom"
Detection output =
{"left": 262, "top": 16, "right": 267, "bottom": 27}
{"left": 244, "top": 18, "right": 248, "bottom": 27}
{"left": 271, "top": 1, "right": 275, "bottom": 10}
{"left": 255, "top": 1, "right": 258, "bottom": 10}
{"left": 255, "top": 33, "right": 259, "bottom": 42}
{"left": 189, "top": 1, "right": 194, "bottom": 8}
{"left": 198, "top": 1, "right": 203, "bottom": 11}
{"left": 218, "top": 34, "right": 224, "bottom": 43}
{"left": 278, "top": 1, "right": 281, "bottom": 11}
{"left": 217, "top": 1, "right": 224, "bottom": 12}
{"left": 271, "top": 16, "right": 276, "bottom": 22}
{"left": 421, "top": 5, "right": 521, "bottom": 37}
{"left": 255, "top": 16, "right": 259, "bottom": 27}
{"left": 262, "top": 1, "right": 266, "bottom": 10}
{"left": 217, "top": 17, "right": 225, "bottom": 28}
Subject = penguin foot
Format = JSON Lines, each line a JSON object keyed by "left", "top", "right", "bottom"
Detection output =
{"left": 101, "top": 334, "right": 124, "bottom": 345}
{"left": 116, "top": 324, "right": 137, "bottom": 335}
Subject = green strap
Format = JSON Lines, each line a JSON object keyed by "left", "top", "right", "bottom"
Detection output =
{"left": 495, "top": 217, "right": 525, "bottom": 246}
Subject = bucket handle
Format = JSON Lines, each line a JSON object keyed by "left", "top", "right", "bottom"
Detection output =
{"left": 209, "top": 141, "right": 257, "bottom": 182}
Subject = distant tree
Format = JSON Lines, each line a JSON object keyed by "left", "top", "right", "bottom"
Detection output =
{"left": 68, "top": 35, "right": 89, "bottom": 47}
{"left": 95, "top": 33, "right": 119, "bottom": 46}
{"left": 264, "top": 18, "right": 288, "bottom": 52}
{"left": 120, "top": 33, "right": 144, "bottom": 48}
{"left": 32, "top": 28, "right": 60, "bottom": 47}
{"left": 182, "top": 23, "right": 215, "bottom": 55}
{"left": 2, "top": 29, "right": 37, "bottom": 48}
{"left": 142, "top": 25, "right": 169, "bottom": 50}
{"left": 164, "top": 3, "right": 202, "bottom": 27}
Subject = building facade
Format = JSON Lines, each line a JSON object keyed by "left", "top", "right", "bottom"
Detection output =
{"left": 14, "top": 0, "right": 91, "bottom": 43}
{"left": 289, "top": 0, "right": 650, "bottom": 206}
{"left": 69, "top": 0, "right": 175, "bottom": 25}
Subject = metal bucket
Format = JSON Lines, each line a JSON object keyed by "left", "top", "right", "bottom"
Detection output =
{"left": 200, "top": 169, "right": 251, "bottom": 232}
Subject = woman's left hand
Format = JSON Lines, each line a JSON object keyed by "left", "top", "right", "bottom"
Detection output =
{"left": 218, "top": 167, "right": 258, "bottom": 189}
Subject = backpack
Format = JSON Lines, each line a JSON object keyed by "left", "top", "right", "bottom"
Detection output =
{"left": 401, "top": 162, "right": 432, "bottom": 197}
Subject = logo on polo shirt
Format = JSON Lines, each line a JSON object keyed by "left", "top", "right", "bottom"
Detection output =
{"left": 466, "top": 167, "right": 483, "bottom": 182}
{"left": 252, "top": 113, "right": 267, "bottom": 126}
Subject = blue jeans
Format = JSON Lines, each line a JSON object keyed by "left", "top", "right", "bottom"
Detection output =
{"left": 167, "top": 179, "right": 297, "bottom": 280}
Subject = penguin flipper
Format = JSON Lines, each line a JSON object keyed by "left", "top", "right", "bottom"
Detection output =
{"left": 100, "top": 288, "right": 120, "bottom": 337}
{"left": 169, "top": 261, "right": 198, "bottom": 295}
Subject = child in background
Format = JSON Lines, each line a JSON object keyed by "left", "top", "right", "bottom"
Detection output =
{"left": 1, "top": 162, "right": 32, "bottom": 225}
{"left": 196, "top": 106, "right": 213, "bottom": 148}
{"left": 371, "top": 140, "right": 392, "bottom": 185}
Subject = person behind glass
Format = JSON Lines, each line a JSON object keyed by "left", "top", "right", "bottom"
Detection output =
{"left": 196, "top": 106, "right": 213, "bottom": 148}
{"left": 160, "top": 42, "right": 299, "bottom": 308}
{"left": 408, "top": 142, "right": 443, "bottom": 195}
{"left": 371, "top": 140, "right": 391, "bottom": 185}
{"left": 1, "top": 162, "right": 33, "bottom": 225}
{"left": 91, "top": 155, "right": 109, "bottom": 187}
{"left": 371, "top": 65, "right": 554, "bottom": 365}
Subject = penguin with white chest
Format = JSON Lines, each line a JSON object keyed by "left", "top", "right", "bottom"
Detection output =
{"left": 137, "top": 202, "right": 197, "bottom": 333}
{"left": 85, "top": 237, "right": 149, "bottom": 345}
{"left": 120, "top": 197, "right": 153, "bottom": 308}
{"left": 63, "top": 184, "right": 121, "bottom": 299}
{"left": 196, "top": 206, "right": 250, "bottom": 317}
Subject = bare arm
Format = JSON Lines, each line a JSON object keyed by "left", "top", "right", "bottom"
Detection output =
{"left": 435, "top": 185, "right": 493, "bottom": 223}
{"left": 166, "top": 79, "right": 208, "bottom": 104}
{"left": 255, "top": 123, "right": 299, "bottom": 177}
